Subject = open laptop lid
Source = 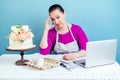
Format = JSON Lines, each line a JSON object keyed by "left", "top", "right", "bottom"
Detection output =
{"left": 74, "top": 39, "right": 117, "bottom": 68}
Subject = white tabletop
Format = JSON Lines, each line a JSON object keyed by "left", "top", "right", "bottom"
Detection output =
{"left": 0, "top": 53, "right": 120, "bottom": 80}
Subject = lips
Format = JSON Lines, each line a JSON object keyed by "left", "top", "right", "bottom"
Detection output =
{"left": 56, "top": 24, "right": 60, "bottom": 26}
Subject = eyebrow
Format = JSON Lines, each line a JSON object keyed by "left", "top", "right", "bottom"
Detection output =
{"left": 51, "top": 15, "right": 60, "bottom": 19}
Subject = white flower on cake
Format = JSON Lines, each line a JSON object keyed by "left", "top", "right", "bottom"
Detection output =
{"left": 10, "top": 25, "right": 34, "bottom": 42}
{"left": 7, "top": 25, "right": 35, "bottom": 49}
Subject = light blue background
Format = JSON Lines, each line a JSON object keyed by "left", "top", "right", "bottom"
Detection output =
{"left": 0, "top": 0, "right": 120, "bottom": 64}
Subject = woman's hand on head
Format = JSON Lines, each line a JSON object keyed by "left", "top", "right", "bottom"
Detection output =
{"left": 44, "top": 16, "right": 52, "bottom": 31}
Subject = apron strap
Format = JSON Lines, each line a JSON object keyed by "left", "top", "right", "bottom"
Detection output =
{"left": 67, "top": 24, "right": 76, "bottom": 41}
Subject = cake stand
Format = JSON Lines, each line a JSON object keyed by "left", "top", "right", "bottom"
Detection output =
{"left": 6, "top": 45, "right": 36, "bottom": 66}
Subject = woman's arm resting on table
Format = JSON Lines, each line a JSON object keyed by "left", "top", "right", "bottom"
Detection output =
{"left": 63, "top": 50, "right": 86, "bottom": 60}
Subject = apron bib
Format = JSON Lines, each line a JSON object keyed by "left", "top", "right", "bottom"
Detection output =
{"left": 54, "top": 25, "right": 79, "bottom": 54}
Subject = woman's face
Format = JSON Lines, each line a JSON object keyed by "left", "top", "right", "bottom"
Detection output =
{"left": 50, "top": 9, "right": 66, "bottom": 28}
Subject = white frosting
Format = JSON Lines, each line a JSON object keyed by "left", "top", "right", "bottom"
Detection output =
{"left": 9, "top": 38, "right": 34, "bottom": 49}
{"left": 8, "top": 25, "right": 34, "bottom": 49}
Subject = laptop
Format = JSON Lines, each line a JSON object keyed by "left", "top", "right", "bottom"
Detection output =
{"left": 73, "top": 39, "right": 117, "bottom": 68}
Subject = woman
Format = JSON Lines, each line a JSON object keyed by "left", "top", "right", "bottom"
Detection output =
{"left": 39, "top": 4, "right": 88, "bottom": 60}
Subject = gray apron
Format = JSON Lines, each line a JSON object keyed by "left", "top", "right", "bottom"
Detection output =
{"left": 54, "top": 25, "right": 79, "bottom": 54}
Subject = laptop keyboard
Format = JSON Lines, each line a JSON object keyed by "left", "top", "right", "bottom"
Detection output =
{"left": 73, "top": 59, "right": 86, "bottom": 66}
{"left": 81, "top": 62, "right": 85, "bottom": 65}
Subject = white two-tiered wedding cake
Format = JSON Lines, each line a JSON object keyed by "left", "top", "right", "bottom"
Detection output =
{"left": 7, "top": 25, "right": 35, "bottom": 49}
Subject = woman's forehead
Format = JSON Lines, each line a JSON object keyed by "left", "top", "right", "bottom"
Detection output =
{"left": 50, "top": 9, "right": 64, "bottom": 17}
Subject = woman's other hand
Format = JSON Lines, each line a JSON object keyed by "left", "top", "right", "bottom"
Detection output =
{"left": 63, "top": 53, "right": 75, "bottom": 60}
{"left": 63, "top": 50, "right": 86, "bottom": 60}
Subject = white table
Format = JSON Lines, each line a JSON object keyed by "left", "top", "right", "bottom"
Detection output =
{"left": 0, "top": 53, "right": 120, "bottom": 80}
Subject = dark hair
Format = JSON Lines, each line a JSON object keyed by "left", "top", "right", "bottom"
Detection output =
{"left": 49, "top": 4, "right": 64, "bottom": 14}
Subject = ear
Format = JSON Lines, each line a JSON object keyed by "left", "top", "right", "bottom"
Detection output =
{"left": 63, "top": 12, "right": 66, "bottom": 18}
{"left": 64, "top": 12, "right": 66, "bottom": 16}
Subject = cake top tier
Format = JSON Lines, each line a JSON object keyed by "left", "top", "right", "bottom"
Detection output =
{"left": 9, "top": 25, "right": 34, "bottom": 41}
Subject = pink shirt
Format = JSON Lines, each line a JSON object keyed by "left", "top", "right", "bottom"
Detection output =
{"left": 40, "top": 24, "right": 88, "bottom": 55}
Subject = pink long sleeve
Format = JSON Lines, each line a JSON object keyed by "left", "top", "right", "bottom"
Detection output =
{"left": 72, "top": 24, "right": 88, "bottom": 50}
{"left": 39, "top": 28, "right": 56, "bottom": 55}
